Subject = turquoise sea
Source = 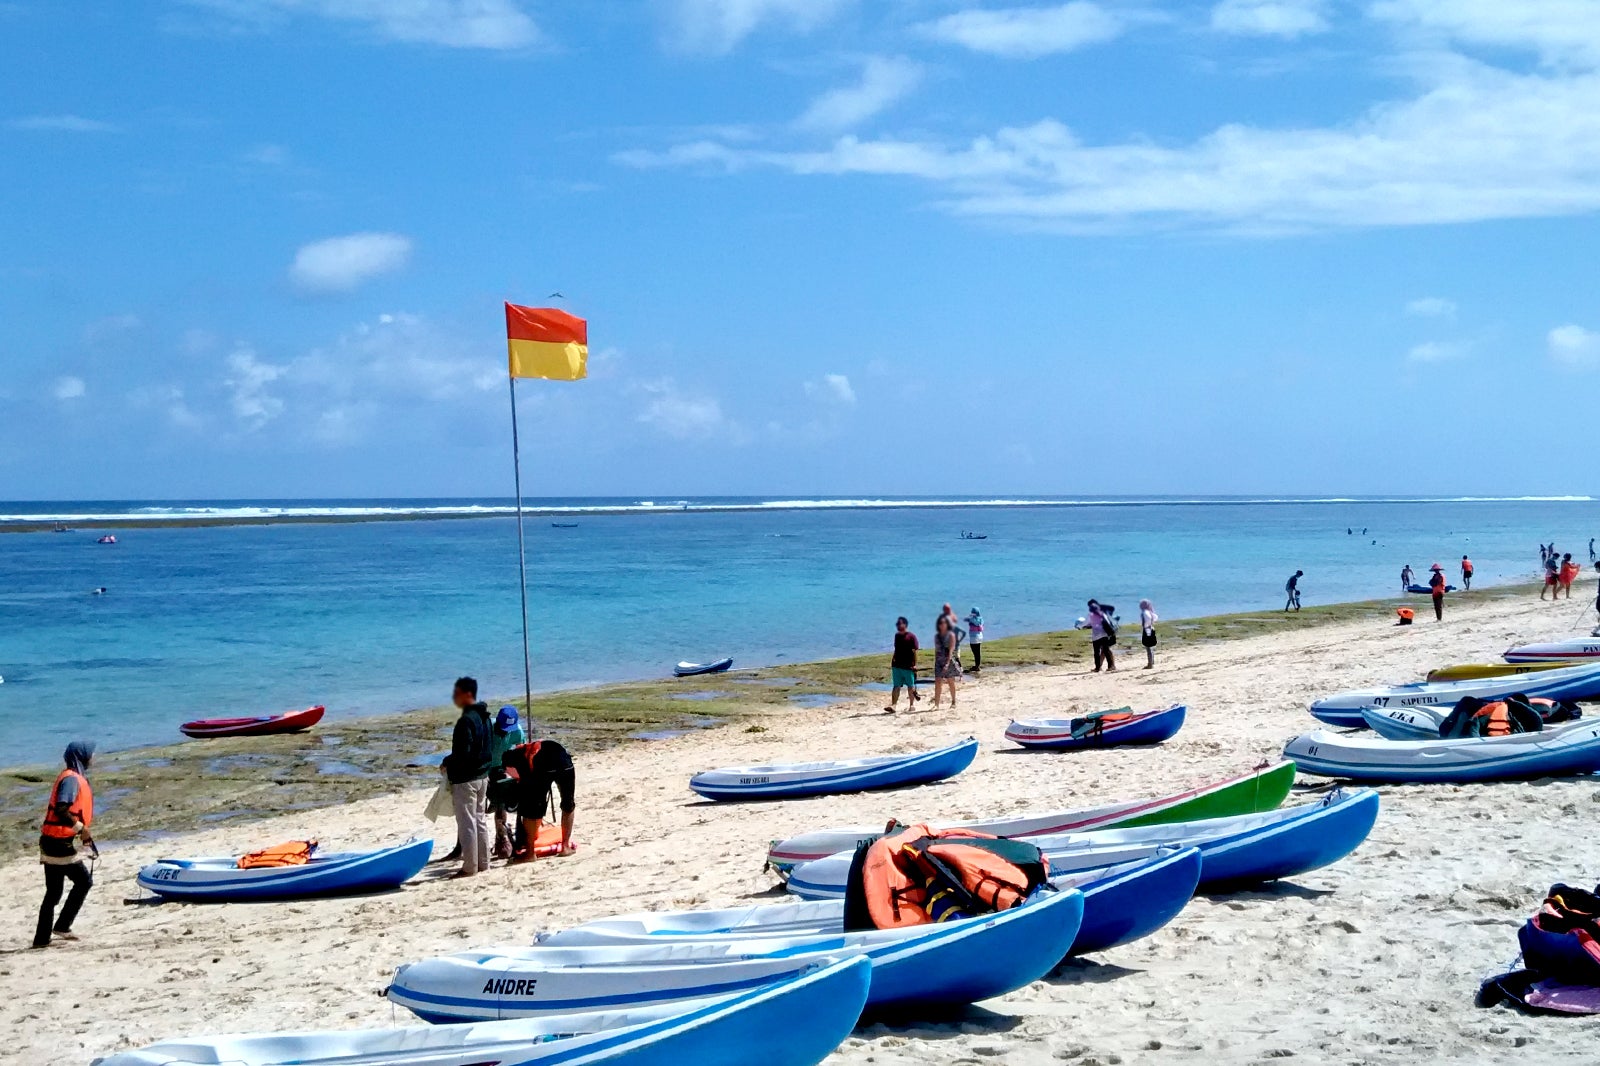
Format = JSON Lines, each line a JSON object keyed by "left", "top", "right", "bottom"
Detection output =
{"left": 2, "top": 495, "right": 1596, "bottom": 766}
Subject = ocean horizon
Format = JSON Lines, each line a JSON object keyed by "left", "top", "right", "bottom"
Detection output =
{"left": 3, "top": 494, "right": 1596, "bottom": 766}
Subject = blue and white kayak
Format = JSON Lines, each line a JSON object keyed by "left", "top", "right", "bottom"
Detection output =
{"left": 1505, "top": 639, "right": 1600, "bottom": 663}
{"left": 1285, "top": 721, "right": 1600, "bottom": 782}
{"left": 689, "top": 737, "right": 978, "bottom": 801}
{"left": 788, "top": 790, "right": 1378, "bottom": 899}
{"left": 674, "top": 658, "right": 733, "bottom": 677}
{"left": 1362, "top": 705, "right": 1447, "bottom": 740}
{"left": 541, "top": 847, "right": 1199, "bottom": 959}
{"left": 136, "top": 837, "right": 432, "bottom": 901}
{"left": 385, "top": 886, "right": 1083, "bottom": 1022}
{"left": 1309, "top": 660, "right": 1600, "bottom": 728}
{"left": 1005, "top": 705, "right": 1186, "bottom": 750}
{"left": 97, "top": 956, "right": 870, "bottom": 1066}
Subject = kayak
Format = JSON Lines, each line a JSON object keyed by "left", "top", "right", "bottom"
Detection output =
{"left": 1308, "top": 661, "right": 1600, "bottom": 729}
{"left": 137, "top": 837, "right": 432, "bottom": 901}
{"left": 180, "top": 705, "right": 325, "bottom": 739}
{"left": 1506, "top": 639, "right": 1600, "bottom": 663}
{"left": 1285, "top": 721, "right": 1600, "bottom": 782}
{"left": 1362, "top": 705, "right": 1447, "bottom": 740}
{"left": 386, "top": 887, "right": 1084, "bottom": 1022}
{"left": 99, "top": 955, "right": 871, "bottom": 1066}
{"left": 1428, "top": 661, "right": 1575, "bottom": 682}
{"left": 764, "top": 760, "right": 1296, "bottom": 872}
{"left": 689, "top": 738, "right": 978, "bottom": 802}
{"left": 674, "top": 658, "right": 733, "bottom": 677}
{"left": 787, "top": 790, "right": 1378, "bottom": 899}
{"left": 543, "top": 847, "right": 1201, "bottom": 959}
{"left": 1406, "top": 583, "right": 1457, "bottom": 594}
{"left": 1005, "top": 704, "right": 1185, "bottom": 749}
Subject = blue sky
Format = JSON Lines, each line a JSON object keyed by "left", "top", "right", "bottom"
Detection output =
{"left": 3, "top": 0, "right": 1598, "bottom": 500}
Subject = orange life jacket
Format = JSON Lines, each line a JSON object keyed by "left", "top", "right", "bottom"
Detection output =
{"left": 1472, "top": 701, "right": 1513, "bottom": 737}
{"left": 237, "top": 840, "right": 317, "bottom": 869}
{"left": 40, "top": 769, "right": 93, "bottom": 840}
{"left": 847, "top": 823, "right": 1049, "bottom": 930}
{"left": 1462, "top": 559, "right": 1473, "bottom": 574}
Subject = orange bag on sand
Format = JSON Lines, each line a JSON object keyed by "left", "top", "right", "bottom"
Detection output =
{"left": 237, "top": 840, "right": 317, "bottom": 869}
{"left": 522, "top": 824, "right": 573, "bottom": 859}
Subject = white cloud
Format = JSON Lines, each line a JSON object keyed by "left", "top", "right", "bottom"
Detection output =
{"left": 618, "top": 60, "right": 1600, "bottom": 233}
{"left": 1549, "top": 324, "right": 1600, "bottom": 367}
{"left": 1372, "top": 0, "right": 1600, "bottom": 69}
{"left": 7, "top": 114, "right": 118, "bottom": 133}
{"left": 798, "top": 56, "right": 921, "bottom": 132}
{"left": 52, "top": 376, "right": 86, "bottom": 401}
{"left": 666, "top": 0, "right": 851, "bottom": 54}
{"left": 224, "top": 347, "right": 286, "bottom": 429}
{"left": 918, "top": 3, "right": 1125, "bottom": 58}
{"left": 184, "top": 0, "right": 537, "bottom": 49}
{"left": 289, "top": 232, "right": 412, "bottom": 293}
{"left": 131, "top": 384, "right": 204, "bottom": 429}
{"left": 1210, "top": 0, "right": 1328, "bottom": 39}
{"left": 637, "top": 380, "right": 735, "bottom": 439}
{"left": 1405, "top": 297, "right": 1457, "bottom": 317}
{"left": 1406, "top": 340, "right": 1466, "bottom": 363}
{"left": 805, "top": 373, "right": 856, "bottom": 403}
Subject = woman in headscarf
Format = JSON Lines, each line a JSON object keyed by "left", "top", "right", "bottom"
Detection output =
{"left": 1139, "top": 599, "right": 1159, "bottom": 670}
{"left": 34, "top": 741, "right": 97, "bottom": 948}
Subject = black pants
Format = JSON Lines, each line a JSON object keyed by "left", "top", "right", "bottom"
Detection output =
{"left": 35, "top": 860, "right": 91, "bottom": 947}
{"left": 1092, "top": 637, "right": 1115, "bottom": 670}
{"left": 970, "top": 644, "right": 982, "bottom": 671}
{"left": 1433, "top": 594, "right": 1444, "bottom": 621}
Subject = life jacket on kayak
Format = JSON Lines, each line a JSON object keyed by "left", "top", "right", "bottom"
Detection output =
{"left": 1069, "top": 708, "right": 1135, "bottom": 739}
{"left": 237, "top": 840, "right": 317, "bottom": 869}
{"left": 842, "top": 822, "right": 1050, "bottom": 931}
{"left": 1529, "top": 697, "right": 1583, "bottom": 724}
{"left": 1439, "top": 695, "right": 1543, "bottom": 739}
{"left": 40, "top": 768, "right": 93, "bottom": 841}
{"left": 1520, "top": 883, "right": 1600, "bottom": 985}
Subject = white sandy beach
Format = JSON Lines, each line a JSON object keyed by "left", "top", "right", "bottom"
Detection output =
{"left": 4, "top": 589, "right": 1598, "bottom": 1065}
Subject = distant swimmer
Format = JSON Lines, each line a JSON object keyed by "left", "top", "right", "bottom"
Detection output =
{"left": 1284, "top": 570, "right": 1303, "bottom": 612}
{"left": 91, "top": 587, "right": 107, "bottom": 595}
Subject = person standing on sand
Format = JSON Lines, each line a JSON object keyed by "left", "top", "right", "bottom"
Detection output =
{"left": 1560, "top": 553, "right": 1579, "bottom": 597}
{"left": 1284, "top": 571, "right": 1303, "bottom": 612}
{"left": 886, "top": 616, "right": 920, "bottom": 713}
{"left": 1541, "top": 553, "right": 1561, "bottom": 600}
{"left": 1590, "top": 538, "right": 1595, "bottom": 563}
{"left": 1461, "top": 555, "right": 1473, "bottom": 591}
{"left": 932, "top": 614, "right": 961, "bottom": 708}
{"left": 33, "top": 740, "right": 97, "bottom": 949}
{"left": 501, "top": 738, "right": 578, "bottom": 860}
{"left": 1400, "top": 564, "right": 1414, "bottom": 592}
{"left": 442, "top": 677, "right": 492, "bottom": 878}
{"left": 1428, "top": 563, "right": 1447, "bottom": 621}
{"left": 488, "top": 706, "right": 525, "bottom": 860}
{"left": 1139, "top": 599, "right": 1159, "bottom": 670}
{"left": 965, "top": 607, "right": 984, "bottom": 673}
{"left": 1085, "top": 599, "right": 1117, "bottom": 672}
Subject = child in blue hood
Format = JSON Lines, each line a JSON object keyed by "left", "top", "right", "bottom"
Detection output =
{"left": 489, "top": 706, "right": 525, "bottom": 860}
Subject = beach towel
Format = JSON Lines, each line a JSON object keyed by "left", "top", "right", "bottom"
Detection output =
{"left": 423, "top": 779, "right": 452, "bottom": 822}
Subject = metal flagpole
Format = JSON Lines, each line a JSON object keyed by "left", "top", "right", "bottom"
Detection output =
{"left": 508, "top": 375, "right": 534, "bottom": 713}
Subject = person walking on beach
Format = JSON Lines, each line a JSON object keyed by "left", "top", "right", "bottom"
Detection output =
{"left": 488, "top": 706, "right": 525, "bottom": 860}
{"left": 1461, "top": 555, "right": 1474, "bottom": 592}
{"left": 1139, "top": 599, "right": 1159, "bottom": 670}
{"left": 1590, "top": 537, "right": 1595, "bottom": 564}
{"left": 1284, "top": 571, "right": 1303, "bottom": 612}
{"left": 1085, "top": 599, "right": 1117, "bottom": 672}
{"left": 1560, "top": 553, "right": 1579, "bottom": 598}
{"left": 34, "top": 741, "right": 97, "bottom": 949}
{"left": 1400, "top": 564, "right": 1414, "bottom": 592}
{"left": 965, "top": 607, "right": 984, "bottom": 673}
{"left": 1428, "top": 563, "right": 1447, "bottom": 621}
{"left": 501, "top": 738, "right": 578, "bottom": 860}
{"left": 1541, "top": 553, "right": 1561, "bottom": 600}
{"left": 932, "top": 614, "right": 961, "bottom": 708}
{"left": 886, "top": 616, "right": 920, "bottom": 713}
{"left": 442, "top": 677, "right": 492, "bottom": 878}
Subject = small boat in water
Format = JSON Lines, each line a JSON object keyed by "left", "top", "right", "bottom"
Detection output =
{"left": 674, "top": 657, "right": 733, "bottom": 677}
{"left": 99, "top": 955, "right": 871, "bottom": 1066}
{"left": 551, "top": 522, "right": 579, "bottom": 528}
{"left": 97, "top": 534, "right": 117, "bottom": 544}
{"left": 1006, "top": 704, "right": 1186, "bottom": 750}
{"left": 180, "top": 704, "right": 325, "bottom": 738}
{"left": 137, "top": 837, "right": 432, "bottom": 901}
{"left": 689, "top": 737, "right": 978, "bottom": 801}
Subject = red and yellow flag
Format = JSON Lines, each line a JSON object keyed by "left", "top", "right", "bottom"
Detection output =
{"left": 505, "top": 303, "right": 587, "bottom": 381}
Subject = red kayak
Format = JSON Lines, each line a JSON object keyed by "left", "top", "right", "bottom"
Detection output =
{"left": 179, "top": 705, "right": 325, "bottom": 739}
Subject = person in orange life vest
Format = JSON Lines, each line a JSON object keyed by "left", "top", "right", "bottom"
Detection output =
{"left": 1428, "top": 563, "right": 1447, "bottom": 621}
{"left": 34, "top": 741, "right": 97, "bottom": 948}
{"left": 1559, "top": 553, "right": 1579, "bottom": 597}
{"left": 1460, "top": 555, "right": 1473, "bottom": 592}
{"left": 501, "top": 739, "right": 577, "bottom": 860}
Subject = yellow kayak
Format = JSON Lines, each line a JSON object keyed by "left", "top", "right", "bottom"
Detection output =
{"left": 1426, "top": 661, "right": 1578, "bottom": 682}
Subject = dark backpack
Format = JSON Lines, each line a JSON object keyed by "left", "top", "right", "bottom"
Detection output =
{"left": 1100, "top": 610, "right": 1117, "bottom": 642}
{"left": 1519, "top": 884, "right": 1600, "bottom": 985}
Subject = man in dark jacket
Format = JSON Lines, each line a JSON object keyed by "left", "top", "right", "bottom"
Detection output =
{"left": 441, "top": 677, "right": 492, "bottom": 877}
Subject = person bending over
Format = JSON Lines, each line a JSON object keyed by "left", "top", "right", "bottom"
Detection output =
{"left": 502, "top": 738, "right": 578, "bottom": 860}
